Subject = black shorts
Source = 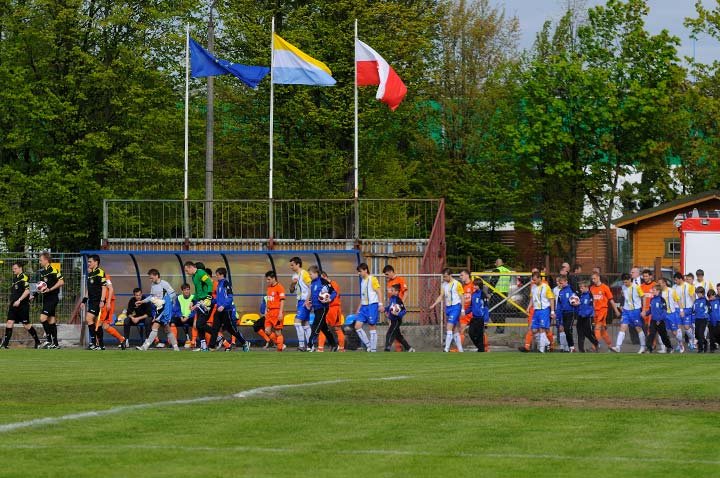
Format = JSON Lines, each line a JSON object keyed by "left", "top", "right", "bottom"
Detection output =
{"left": 8, "top": 304, "right": 30, "bottom": 324}
{"left": 41, "top": 294, "right": 59, "bottom": 317}
{"left": 171, "top": 316, "right": 191, "bottom": 327}
{"left": 86, "top": 301, "right": 101, "bottom": 316}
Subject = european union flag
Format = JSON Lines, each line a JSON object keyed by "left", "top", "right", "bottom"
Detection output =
{"left": 189, "top": 38, "right": 269, "bottom": 89}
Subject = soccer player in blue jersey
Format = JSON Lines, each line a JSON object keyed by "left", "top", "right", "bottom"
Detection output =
{"left": 555, "top": 275, "right": 576, "bottom": 352}
{"left": 576, "top": 281, "right": 598, "bottom": 352}
{"left": 384, "top": 283, "right": 413, "bottom": 352}
{"left": 708, "top": 289, "right": 720, "bottom": 353}
{"left": 693, "top": 286, "right": 709, "bottom": 353}
{"left": 432, "top": 268, "right": 465, "bottom": 353}
{"left": 209, "top": 268, "right": 249, "bottom": 352}
{"left": 306, "top": 266, "right": 337, "bottom": 352}
{"left": 465, "top": 278, "right": 488, "bottom": 352}
{"left": 643, "top": 284, "right": 673, "bottom": 353}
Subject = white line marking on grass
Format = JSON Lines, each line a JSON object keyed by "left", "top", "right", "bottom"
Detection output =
{"left": 0, "top": 376, "right": 410, "bottom": 434}
{"left": 1, "top": 444, "right": 719, "bottom": 466}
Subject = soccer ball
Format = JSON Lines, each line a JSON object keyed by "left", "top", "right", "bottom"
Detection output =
{"left": 390, "top": 303, "right": 402, "bottom": 316}
{"left": 319, "top": 292, "right": 331, "bottom": 303}
{"left": 36, "top": 281, "right": 47, "bottom": 292}
{"left": 569, "top": 295, "right": 580, "bottom": 306}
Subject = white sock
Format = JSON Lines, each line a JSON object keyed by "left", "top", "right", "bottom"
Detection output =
{"left": 369, "top": 330, "right": 377, "bottom": 352}
{"left": 616, "top": 331, "right": 625, "bottom": 349}
{"left": 454, "top": 333, "right": 464, "bottom": 352}
{"left": 676, "top": 329, "right": 683, "bottom": 346}
{"left": 658, "top": 339, "right": 666, "bottom": 352}
{"left": 303, "top": 325, "right": 311, "bottom": 347}
{"left": 143, "top": 329, "right": 158, "bottom": 350}
{"left": 294, "top": 324, "right": 305, "bottom": 348}
{"left": 559, "top": 332, "right": 568, "bottom": 350}
{"left": 357, "top": 329, "right": 370, "bottom": 347}
{"left": 534, "top": 333, "right": 540, "bottom": 348}
{"left": 445, "top": 331, "right": 453, "bottom": 351}
{"left": 168, "top": 331, "right": 178, "bottom": 347}
{"left": 638, "top": 330, "right": 646, "bottom": 347}
{"left": 686, "top": 328, "right": 696, "bottom": 343}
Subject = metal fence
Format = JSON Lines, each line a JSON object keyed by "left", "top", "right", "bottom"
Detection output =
{"left": 0, "top": 254, "right": 83, "bottom": 334}
{"left": 103, "top": 198, "right": 442, "bottom": 243}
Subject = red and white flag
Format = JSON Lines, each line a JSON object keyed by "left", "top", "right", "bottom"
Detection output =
{"left": 355, "top": 39, "right": 407, "bottom": 111}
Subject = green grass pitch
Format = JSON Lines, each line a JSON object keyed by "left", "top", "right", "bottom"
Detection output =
{"left": 0, "top": 349, "right": 719, "bottom": 477}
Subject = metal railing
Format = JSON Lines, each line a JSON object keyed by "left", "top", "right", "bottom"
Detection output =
{"left": 103, "top": 198, "right": 442, "bottom": 243}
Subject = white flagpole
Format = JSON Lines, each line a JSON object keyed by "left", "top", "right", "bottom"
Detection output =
{"left": 353, "top": 19, "right": 360, "bottom": 240}
{"left": 269, "top": 17, "right": 275, "bottom": 239}
{"left": 184, "top": 23, "right": 190, "bottom": 240}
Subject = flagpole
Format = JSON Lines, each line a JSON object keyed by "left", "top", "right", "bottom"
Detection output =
{"left": 184, "top": 23, "right": 190, "bottom": 242}
{"left": 269, "top": 16, "right": 275, "bottom": 241}
{"left": 353, "top": 18, "right": 360, "bottom": 241}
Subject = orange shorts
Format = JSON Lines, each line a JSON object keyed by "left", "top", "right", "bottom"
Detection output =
{"left": 593, "top": 309, "right": 608, "bottom": 328}
{"left": 326, "top": 306, "right": 341, "bottom": 327}
{"left": 460, "top": 313, "right": 472, "bottom": 327}
{"left": 101, "top": 302, "right": 115, "bottom": 324}
{"left": 265, "top": 309, "right": 283, "bottom": 330}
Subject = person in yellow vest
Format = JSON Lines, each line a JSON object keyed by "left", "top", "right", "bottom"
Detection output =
{"left": 490, "top": 258, "right": 511, "bottom": 334}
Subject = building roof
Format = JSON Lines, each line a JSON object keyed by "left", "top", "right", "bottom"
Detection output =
{"left": 613, "top": 190, "right": 720, "bottom": 228}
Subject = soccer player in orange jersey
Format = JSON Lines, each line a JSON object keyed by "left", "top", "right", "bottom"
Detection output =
{"left": 590, "top": 272, "right": 620, "bottom": 350}
{"left": 97, "top": 273, "right": 127, "bottom": 349}
{"left": 319, "top": 271, "right": 344, "bottom": 352}
{"left": 264, "top": 271, "right": 286, "bottom": 352}
{"left": 458, "top": 269, "right": 475, "bottom": 346}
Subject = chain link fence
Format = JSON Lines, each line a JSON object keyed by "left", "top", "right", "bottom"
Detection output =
{"left": 0, "top": 253, "right": 83, "bottom": 343}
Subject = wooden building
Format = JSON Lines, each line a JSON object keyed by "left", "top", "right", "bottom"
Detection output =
{"left": 613, "top": 190, "right": 720, "bottom": 271}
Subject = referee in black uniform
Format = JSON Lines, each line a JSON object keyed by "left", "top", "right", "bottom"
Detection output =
{"left": 37, "top": 252, "right": 64, "bottom": 349}
{"left": 2, "top": 262, "right": 41, "bottom": 349}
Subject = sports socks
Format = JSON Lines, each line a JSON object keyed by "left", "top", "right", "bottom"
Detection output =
{"left": 357, "top": 328, "right": 370, "bottom": 349}
{"left": 96, "top": 327, "right": 104, "bottom": 348}
{"left": 294, "top": 323, "right": 305, "bottom": 348}
{"left": 559, "top": 331, "right": 568, "bottom": 351}
{"left": 2, "top": 327, "right": 12, "bottom": 347}
{"left": 369, "top": 330, "right": 378, "bottom": 352}
{"left": 258, "top": 329, "right": 272, "bottom": 344}
{"left": 336, "top": 329, "right": 345, "bottom": 350}
{"left": 27, "top": 326, "right": 40, "bottom": 345}
{"left": 275, "top": 333, "right": 284, "bottom": 351}
{"left": 616, "top": 330, "right": 625, "bottom": 349}
{"left": 105, "top": 326, "right": 124, "bottom": 343}
{"left": 41, "top": 321, "right": 50, "bottom": 341}
{"left": 302, "top": 325, "right": 311, "bottom": 348}
{"left": 453, "top": 333, "right": 463, "bottom": 352}
{"left": 638, "top": 330, "right": 646, "bottom": 348}
{"left": 444, "top": 331, "right": 453, "bottom": 351}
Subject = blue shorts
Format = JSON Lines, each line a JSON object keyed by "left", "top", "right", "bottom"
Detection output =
{"left": 531, "top": 308, "right": 551, "bottom": 330}
{"left": 666, "top": 312, "right": 680, "bottom": 331}
{"left": 357, "top": 304, "right": 379, "bottom": 325}
{"left": 296, "top": 301, "right": 310, "bottom": 322}
{"left": 681, "top": 308, "right": 694, "bottom": 326}
{"left": 621, "top": 309, "right": 643, "bottom": 328}
{"left": 153, "top": 296, "right": 175, "bottom": 325}
{"left": 445, "top": 304, "right": 462, "bottom": 325}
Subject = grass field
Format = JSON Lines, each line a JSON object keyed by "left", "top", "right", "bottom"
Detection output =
{"left": 1, "top": 349, "right": 719, "bottom": 477}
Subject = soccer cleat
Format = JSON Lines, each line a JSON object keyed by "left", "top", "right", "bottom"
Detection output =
{"left": 119, "top": 340, "right": 126, "bottom": 350}
{"left": 95, "top": 346, "right": 105, "bottom": 351}
{"left": 298, "top": 346, "right": 307, "bottom": 352}
{"left": 518, "top": 346, "right": 529, "bottom": 353}
{"left": 637, "top": 346, "right": 647, "bottom": 354}
{"left": 41, "top": 341, "right": 52, "bottom": 349}
{"left": 50, "top": 343, "right": 61, "bottom": 349}
{"left": 384, "top": 347, "right": 391, "bottom": 352}
{"left": 569, "top": 346, "right": 575, "bottom": 353}
{"left": 173, "top": 345, "right": 180, "bottom": 352}
{"left": 242, "top": 341, "right": 250, "bottom": 353}
{"left": 155, "top": 343, "right": 166, "bottom": 349}
{"left": 263, "top": 341, "right": 271, "bottom": 350}
{"left": 330, "top": 345, "right": 339, "bottom": 352}
{"left": 610, "top": 346, "right": 620, "bottom": 353}
{"left": 443, "top": 348, "right": 449, "bottom": 353}
{"left": 33, "top": 342, "right": 41, "bottom": 349}
{"left": 184, "top": 342, "right": 192, "bottom": 349}
{"left": 136, "top": 345, "right": 146, "bottom": 351}
{"left": 192, "top": 348, "right": 203, "bottom": 352}
{"left": 408, "top": 347, "right": 416, "bottom": 352}
{"left": 308, "top": 346, "right": 317, "bottom": 352}
{"left": 538, "top": 346, "right": 545, "bottom": 354}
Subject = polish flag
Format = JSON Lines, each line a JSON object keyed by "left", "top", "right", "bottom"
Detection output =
{"left": 355, "top": 39, "right": 407, "bottom": 111}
